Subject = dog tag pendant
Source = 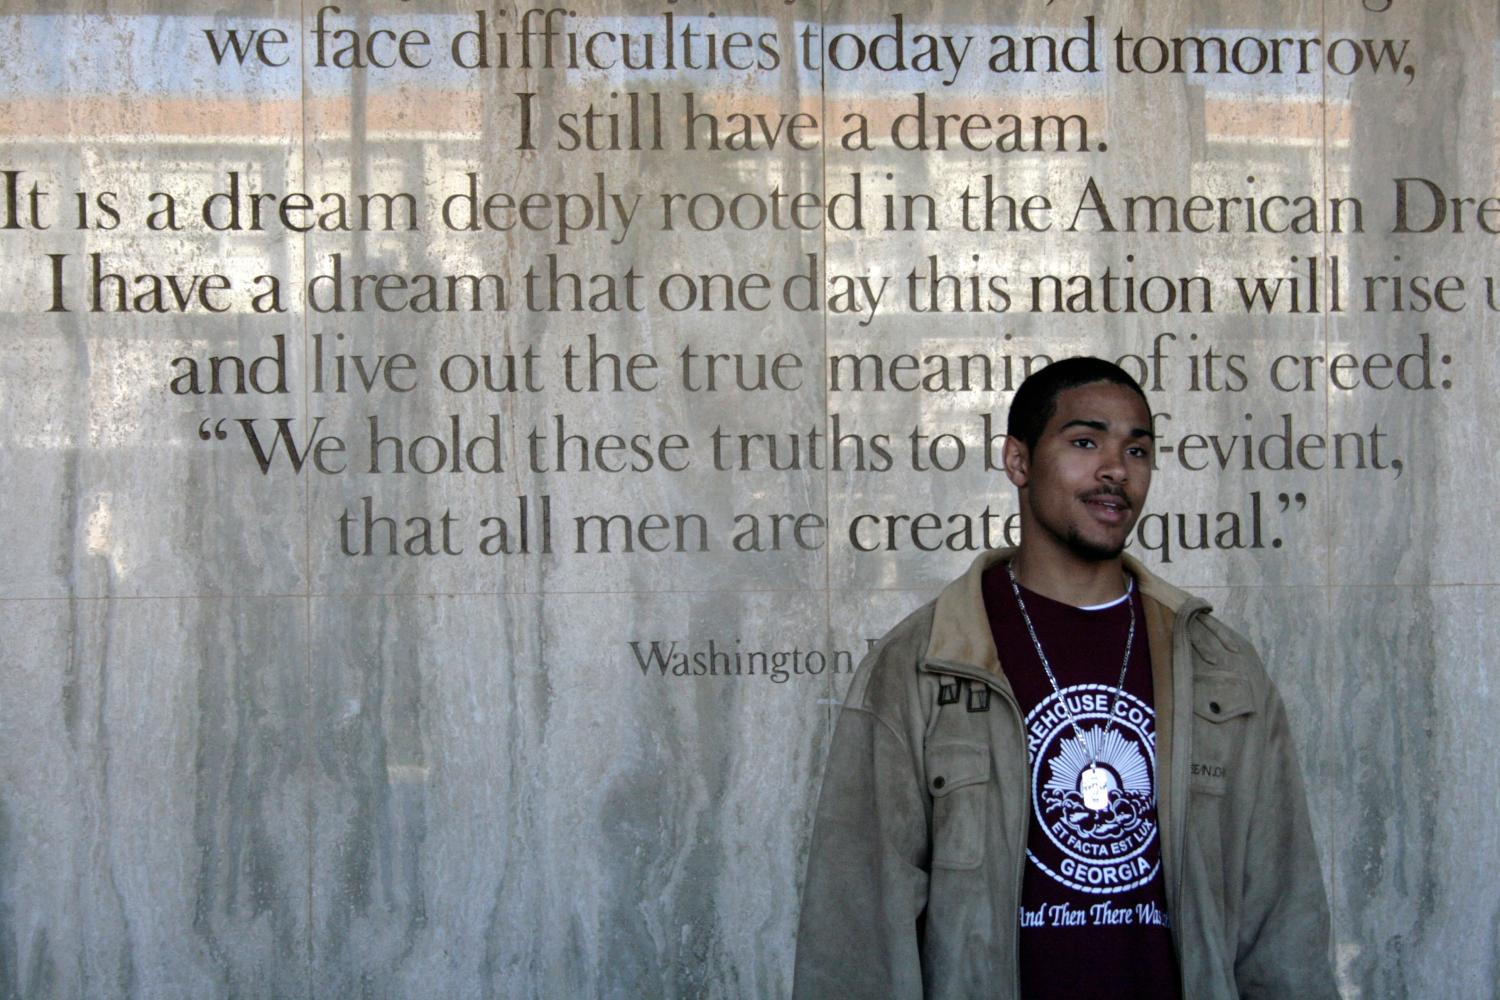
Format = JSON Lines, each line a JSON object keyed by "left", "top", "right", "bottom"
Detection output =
{"left": 1081, "top": 767, "right": 1110, "bottom": 810}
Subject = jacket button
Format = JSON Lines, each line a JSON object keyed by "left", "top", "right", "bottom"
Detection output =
{"left": 1209, "top": 700, "right": 1222, "bottom": 714}
{"left": 933, "top": 776, "right": 946, "bottom": 790}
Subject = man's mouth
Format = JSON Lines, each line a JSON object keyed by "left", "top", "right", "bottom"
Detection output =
{"left": 1082, "top": 491, "right": 1131, "bottom": 522}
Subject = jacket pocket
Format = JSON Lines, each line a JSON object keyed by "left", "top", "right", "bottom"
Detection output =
{"left": 927, "top": 742, "right": 990, "bottom": 870}
{"left": 1190, "top": 674, "right": 1254, "bottom": 795}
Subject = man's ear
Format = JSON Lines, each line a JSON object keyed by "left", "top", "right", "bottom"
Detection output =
{"left": 1002, "top": 436, "right": 1030, "bottom": 488}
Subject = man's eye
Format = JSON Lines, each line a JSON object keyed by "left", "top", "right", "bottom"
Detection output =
{"left": 1071, "top": 438, "right": 1095, "bottom": 448}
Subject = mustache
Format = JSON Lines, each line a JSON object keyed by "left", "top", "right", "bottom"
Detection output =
{"left": 1081, "top": 487, "right": 1131, "bottom": 509}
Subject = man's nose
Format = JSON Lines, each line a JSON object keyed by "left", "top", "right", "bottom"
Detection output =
{"left": 1098, "top": 450, "right": 1127, "bottom": 482}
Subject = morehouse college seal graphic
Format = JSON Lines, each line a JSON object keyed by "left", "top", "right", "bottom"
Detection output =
{"left": 1026, "top": 683, "right": 1159, "bottom": 894}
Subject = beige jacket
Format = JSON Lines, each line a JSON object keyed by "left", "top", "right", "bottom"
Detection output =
{"left": 793, "top": 549, "right": 1338, "bottom": 1000}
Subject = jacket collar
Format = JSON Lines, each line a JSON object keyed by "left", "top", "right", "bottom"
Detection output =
{"left": 921, "top": 547, "right": 1206, "bottom": 679}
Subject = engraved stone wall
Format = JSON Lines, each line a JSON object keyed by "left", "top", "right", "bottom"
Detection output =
{"left": 1, "top": 2, "right": 1494, "bottom": 997}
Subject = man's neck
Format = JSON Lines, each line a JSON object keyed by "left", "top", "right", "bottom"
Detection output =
{"left": 1008, "top": 545, "right": 1131, "bottom": 608}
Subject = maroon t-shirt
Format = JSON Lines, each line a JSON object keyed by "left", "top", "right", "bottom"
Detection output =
{"left": 983, "top": 564, "right": 1182, "bottom": 1000}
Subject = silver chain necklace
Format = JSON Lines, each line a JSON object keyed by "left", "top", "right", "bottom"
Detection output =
{"left": 1006, "top": 561, "right": 1135, "bottom": 812}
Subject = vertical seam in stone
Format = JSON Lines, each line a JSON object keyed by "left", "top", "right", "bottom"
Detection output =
{"left": 818, "top": 0, "right": 833, "bottom": 736}
{"left": 1321, "top": 0, "right": 1332, "bottom": 590}
{"left": 1319, "top": 0, "right": 1340, "bottom": 984}
{"left": 299, "top": 0, "right": 315, "bottom": 995}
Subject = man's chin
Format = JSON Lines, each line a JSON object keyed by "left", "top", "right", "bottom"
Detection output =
{"left": 1065, "top": 529, "right": 1127, "bottom": 562}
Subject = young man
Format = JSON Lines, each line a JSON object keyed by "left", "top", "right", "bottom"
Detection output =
{"left": 793, "top": 358, "right": 1337, "bottom": 1000}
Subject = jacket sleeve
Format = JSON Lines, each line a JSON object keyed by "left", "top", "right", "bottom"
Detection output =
{"left": 792, "top": 696, "right": 930, "bottom": 1000}
{"left": 1233, "top": 677, "right": 1341, "bottom": 1000}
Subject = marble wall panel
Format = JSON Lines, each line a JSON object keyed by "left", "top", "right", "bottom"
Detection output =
{"left": 292, "top": 1, "right": 830, "bottom": 600}
{"left": 0, "top": 596, "right": 309, "bottom": 1000}
{"left": 0, "top": 3, "right": 309, "bottom": 600}
{"left": 307, "top": 592, "right": 542, "bottom": 1000}
{"left": 1327, "top": 586, "right": 1500, "bottom": 1000}
{"left": 0, "top": 307, "right": 310, "bottom": 601}
{"left": 1323, "top": 1, "right": 1500, "bottom": 586}
{"left": 309, "top": 589, "right": 830, "bottom": 999}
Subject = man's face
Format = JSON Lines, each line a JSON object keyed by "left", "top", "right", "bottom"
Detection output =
{"left": 1003, "top": 381, "right": 1154, "bottom": 562}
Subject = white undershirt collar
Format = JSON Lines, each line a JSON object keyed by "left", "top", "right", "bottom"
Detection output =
{"left": 1075, "top": 577, "right": 1135, "bottom": 612}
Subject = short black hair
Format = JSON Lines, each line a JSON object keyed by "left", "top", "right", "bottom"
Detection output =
{"left": 1006, "top": 357, "right": 1151, "bottom": 451}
